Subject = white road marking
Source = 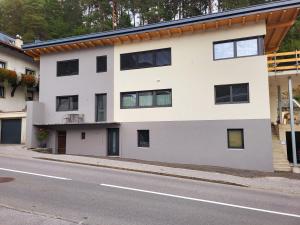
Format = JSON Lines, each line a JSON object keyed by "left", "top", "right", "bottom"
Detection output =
{"left": 0, "top": 167, "right": 72, "bottom": 180}
{"left": 100, "top": 183, "right": 300, "bottom": 218}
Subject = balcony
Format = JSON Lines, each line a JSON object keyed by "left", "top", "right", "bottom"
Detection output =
{"left": 268, "top": 50, "right": 300, "bottom": 76}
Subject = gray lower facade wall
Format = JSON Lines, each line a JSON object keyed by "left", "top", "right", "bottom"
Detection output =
{"left": 41, "top": 119, "right": 273, "bottom": 172}
{"left": 119, "top": 119, "right": 273, "bottom": 172}
{"left": 65, "top": 128, "right": 107, "bottom": 156}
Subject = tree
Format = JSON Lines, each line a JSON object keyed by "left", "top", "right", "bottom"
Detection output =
{"left": 22, "top": 0, "right": 47, "bottom": 42}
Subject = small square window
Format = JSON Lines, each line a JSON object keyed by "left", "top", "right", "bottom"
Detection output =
{"left": 227, "top": 129, "right": 244, "bottom": 149}
{"left": 138, "top": 130, "right": 149, "bottom": 147}
{"left": 97, "top": 56, "right": 107, "bottom": 73}
{"left": 0, "top": 61, "right": 6, "bottom": 69}
{"left": 81, "top": 132, "right": 85, "bottom": 140}
{"left": 0, "top": 85, "right": 5, "bottom": 98}
{"left": 25, "top": 68, "right": 35, "bottom": 75}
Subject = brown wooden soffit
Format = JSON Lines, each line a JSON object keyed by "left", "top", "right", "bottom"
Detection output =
{"left": 25, "top": 7, "right": 299, "bottom": 60}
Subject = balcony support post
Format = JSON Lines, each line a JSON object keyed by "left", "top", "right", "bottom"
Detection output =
{"left": 277, "top": 85, "right": 283, "bottom": 124}
{"left": 288, "top": 76, "right": 298, "bottom": 166}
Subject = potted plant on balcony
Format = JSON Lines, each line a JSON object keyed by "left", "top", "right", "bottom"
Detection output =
{"left": 0, "top": 68, "right": 9, "bottom": 81}
{"left": 36, "top": 128, "right": 49, "bottom": 148}
{"left": 21, "top": 73, "right": 36, "bottom": 87}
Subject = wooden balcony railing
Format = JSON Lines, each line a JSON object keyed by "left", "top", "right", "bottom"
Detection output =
{"left": 268, "top": 50, "right": 300, "bottom": 72}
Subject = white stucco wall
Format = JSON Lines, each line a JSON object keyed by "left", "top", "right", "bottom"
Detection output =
{"left": 114, "top": 22, "right": 270, "bottom": 122}
{"left": 39, "top": 46, "right": 114, "bottom": 125}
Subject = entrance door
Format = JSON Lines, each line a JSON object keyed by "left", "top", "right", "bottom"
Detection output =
{"left": 107, "top": 128, "right": 119, "bottom": 156}
{"left": 1, "top": 119, "right": 21, "bottom": 144}
{"left": 57, "top": 131, "right": 66, "bottom": 154}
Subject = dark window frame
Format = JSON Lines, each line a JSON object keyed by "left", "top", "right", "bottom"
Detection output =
{"left": 214, "top": 83, "right": 249, "bottom": 105}
{"left": 81, "top": 132, "right": 86, "bottom": 140}
{"left": 96, "top": 55, "right": 107, "bottom": 73}
{"left": 0, "top": 85, "right": 5, "bottom": 98}
{"left": 56, "top": 95, "right": 79, "bottom": 111}
{"left": 227, "top": 129, "right": 245, "bottom": 149}
{"left": 95, "top": 93, "right": 107, "bottom": 122}
{"left": 120, "top": 89, "right": 172, "bottom": 109}
{"left": 213, "top": 36, "right": 264, "bottom": 61}
{"left": 57, "top": 59, "right": 79, "bottom": 77}
{"left": 137, "top": 130, "right": 150, "bottom": 148}
{"left": 120, "top": 48, "right": 171, "bottom": 71}
{"left": 25, "top": 68, "right": 36, "bottom": 75}
{"left": 0, "top": 60, "right": 7, "bottom": 69}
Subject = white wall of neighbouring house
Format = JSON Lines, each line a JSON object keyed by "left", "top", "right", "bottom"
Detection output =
{"left": 0, "top": 47, "right": 39, "bottom": 112}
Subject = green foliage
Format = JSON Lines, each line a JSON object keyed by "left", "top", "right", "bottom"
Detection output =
{"left": 280, "top": 18, "right": 300, "bottom": 52}
{"left": 36, "top": 128, "right": 49, "bottom": 142}
{"left": 0, "top": 0, "right": 298, "bottom": 51}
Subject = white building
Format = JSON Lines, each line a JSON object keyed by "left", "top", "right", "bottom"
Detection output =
{"left": 23, "top": 1, "right": 300, "bottom": 171}
{"left": 0, "top": 32, "right": 39, "bottom": 144}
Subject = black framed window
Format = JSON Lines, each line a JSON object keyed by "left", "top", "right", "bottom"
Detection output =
{"left": 56, "top": 95, "right": 78, "bottom": 111}
{"left": 0, "top": 85, "right": 5, "bottom": 98}
{"left": 213, "top": 36, "right": 264, "bottom": 60}
{"left": 120, "top": 48, "right": 171, "bottom": 70}
{"left": 81, "top": 132, "right": 86, "bottom": 140}
{"left": 95, "top": 94, "right": 107, "bottom": 121}
{"left": 215, "top": 83, "right": 249, "bottom": 104}
{"left": 227, "top": 129, "right": 244, "bottom": 149}
{"left": 0, "top": 61, "right": 6, "bottom": 69}
{"left": 138, "top": 130, "right": 150, "bottom": 147}
{"left": 57, "top": 59, "right": 79, "bottom": 76}
{"left": 97, "top": 56, "right": 107, "bottom": 73}
{"left": 25, "top": 68, "right": 35, "bottom": 75}
{"left": 121, "top": 89, "right": 172, "bottom": 109}
{"left": 26, "top": 90, "right": 34, "bottom": 101}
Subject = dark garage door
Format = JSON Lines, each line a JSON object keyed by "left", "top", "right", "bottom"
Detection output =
{"left": 1, "top": 119, "right": 22, "bottom": 144}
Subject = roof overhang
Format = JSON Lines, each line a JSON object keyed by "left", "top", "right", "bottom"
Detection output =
{"left": 23, "top": 0, "right": 300, "bottom": 60}
{"left": 0, "top": 40, "right": 27, "bottom": 55}
{"left": 34, "top": 122, "right": 120, "bottom": 129}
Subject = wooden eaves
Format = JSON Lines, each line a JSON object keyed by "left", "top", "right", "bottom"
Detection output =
{"left": 22, "top": 1, "right": 300, "bottom": 60}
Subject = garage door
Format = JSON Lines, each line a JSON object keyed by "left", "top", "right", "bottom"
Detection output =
{"left": 1, "top": 119, "right": 21, "bottom": 144}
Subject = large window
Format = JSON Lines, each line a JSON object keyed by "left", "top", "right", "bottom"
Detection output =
{"left": 97, "top": 56, "right": 107, "bottom": 73}
{"left": 215, "top": 83, "right": 249, "bottom": 104}
{"left": 0, "top": 61, "right": 6, "bottom": 69}
{"left": 57, "top": 59, "right": 79, "bottom": 76}
{"left": 121, "top": 89, "right": 172, "bottom": 109}
{"left": 95, "top": 94, "right": 107, "bottom": 121}
{"left": 0, "top": 85, "right": 5, "bottom": 98}
{"left": 138, "top": 130, "right": 150, "bottom": 147}
{"left": 120, "top": 48, "right": 171, "bottom": 70}
{"left": 56, "top": 95, "right": 78, "bottom": 111}
{"left": 213, "top": 36, "right": 263, "bottom": 60}
{"left": 227, "top": 129, "right": 244, "bottom": 149}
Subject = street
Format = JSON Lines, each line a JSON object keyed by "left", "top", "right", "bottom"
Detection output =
{"left": 0, "top": 155, "right": 300, "bottom": 225}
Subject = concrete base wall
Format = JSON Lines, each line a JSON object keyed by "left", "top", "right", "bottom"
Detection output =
{"left": 120, "top": 119, "right": 273, "bottom": 172}
{"left": 26, "top": 101, "right": 45, "bottom": 148}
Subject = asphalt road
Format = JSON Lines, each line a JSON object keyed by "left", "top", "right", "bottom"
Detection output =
{"left": 0, "top": 156, "right": 300, "bottom": 225}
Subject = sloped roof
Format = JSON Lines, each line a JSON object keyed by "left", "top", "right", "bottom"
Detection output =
{"left": 23, "top": 0, "right": 300, "bottom": 59}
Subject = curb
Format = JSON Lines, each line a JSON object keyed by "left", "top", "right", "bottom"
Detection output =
{"left": 34, "top": 157, "right": 248, "bottom": 188}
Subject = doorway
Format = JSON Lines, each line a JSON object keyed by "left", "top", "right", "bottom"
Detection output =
{"left": 57, "top": 131, "right": 66, "bottom": 154}
{"left": 107, "top": 128, "right": 119, "bottom": 156}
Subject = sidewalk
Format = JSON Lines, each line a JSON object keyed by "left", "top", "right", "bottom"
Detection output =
{"left": 1, "top": 145, "right": 300, "bottom": 195}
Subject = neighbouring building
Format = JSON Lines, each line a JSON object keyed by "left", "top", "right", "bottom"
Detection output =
{"left": 23, "top": 1, "right": 300, "bottom": 172}
{"left": 0, "top": 32, "right": 39, "bottom": 144}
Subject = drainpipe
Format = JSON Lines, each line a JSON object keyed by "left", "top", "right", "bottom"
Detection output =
{"left": 288, "top": 76, "right": 298, "bottom": 166}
